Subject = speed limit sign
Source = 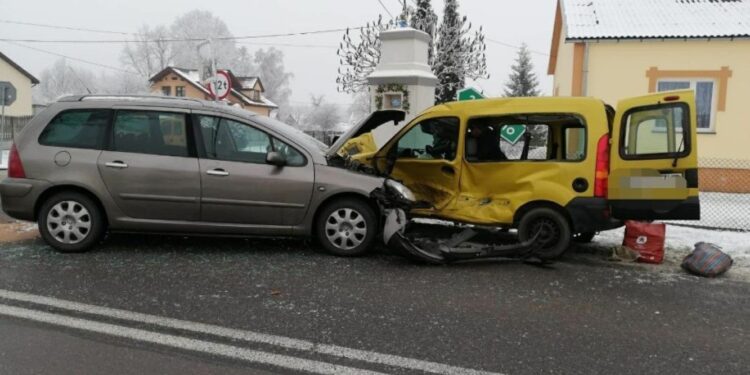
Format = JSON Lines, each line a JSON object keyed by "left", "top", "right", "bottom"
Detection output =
{"left": 207, "top": 70, "right": 231, "bottom": 100}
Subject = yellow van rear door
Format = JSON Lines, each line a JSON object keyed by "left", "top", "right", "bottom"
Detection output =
{"left": 609, "top": 90, "right": 700, "bottom": 220}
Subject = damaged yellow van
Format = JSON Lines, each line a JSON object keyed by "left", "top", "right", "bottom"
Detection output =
{"left": 331, "top": 90, "right": 700, "bottom": 260}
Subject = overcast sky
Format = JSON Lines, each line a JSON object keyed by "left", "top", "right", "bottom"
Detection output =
{"left": 0, "top": 0, "right": 557, "bottom": 107}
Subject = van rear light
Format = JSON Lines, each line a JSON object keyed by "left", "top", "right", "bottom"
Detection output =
{"left": 594, "top": 134, "right": 609, "bottom": 198}
{"left": 8, "top": 143, "right": 26, "bottom": 179}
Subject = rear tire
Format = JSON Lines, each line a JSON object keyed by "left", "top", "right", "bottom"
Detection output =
{"left": 38, "top": 192, "right": 106, "bottom": 253}
{"left": 518, "top": 207, "right": 572, "bottom": 260}
{"left": 315, "top": 198, "right": 377, "bottom": 257}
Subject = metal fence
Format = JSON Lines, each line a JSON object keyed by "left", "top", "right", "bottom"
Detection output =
{"left": 671, "top": 158, "right": 750, "bottom": 232}
{"left": 0, "top": 116, "right": 33, "bottom": 141}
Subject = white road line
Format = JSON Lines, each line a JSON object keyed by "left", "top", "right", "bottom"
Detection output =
{"left": 0, "top": 303, "right": 386, "bottom": 375}
{"left": 0, "top": 289, "right": 502, "bottom": 375}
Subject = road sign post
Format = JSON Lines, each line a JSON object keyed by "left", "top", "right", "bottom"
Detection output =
{"left": 0, "top": 81, "right": 17, "bottom": 141}
{"left": 457, "top": 87, "right": 485, "bottom": 101}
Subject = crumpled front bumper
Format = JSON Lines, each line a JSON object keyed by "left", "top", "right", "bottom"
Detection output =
{"left": 381, "top": 208, "right": 540, "bottom": 265}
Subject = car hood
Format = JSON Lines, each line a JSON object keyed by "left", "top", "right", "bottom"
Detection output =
{"left": 325, "top": 110, "right": 406, "bottom": 159}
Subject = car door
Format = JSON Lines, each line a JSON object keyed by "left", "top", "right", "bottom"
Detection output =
{"left": 609, "top": 90, "right": 700, "bottom": 220}
{"left": 194, "top": 114, "right": 314, "bottom": 227}
{"left": 97, "top": 108, "right": 201, "bottom": 221}
{"left": 374, "top": 116, "right": 462, "bottom": 213}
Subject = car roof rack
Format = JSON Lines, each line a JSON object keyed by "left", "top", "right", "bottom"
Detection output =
{"left": 57, "top": 94, "right": 207, "bottom": 105}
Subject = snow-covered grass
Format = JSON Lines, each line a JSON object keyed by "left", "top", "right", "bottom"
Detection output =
{"left": 586, "top": 225, "right": 750, "bottom": 281}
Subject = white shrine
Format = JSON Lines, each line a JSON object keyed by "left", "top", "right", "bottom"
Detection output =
{"left": 366, "top": 27, "right": 437, "bottom": 121}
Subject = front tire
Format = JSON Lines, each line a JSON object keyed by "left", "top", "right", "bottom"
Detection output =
{"left": 518, "top": 207, "right": 572, "bottom": 260}
{"left": 38, "top": 192, "right": 106, "bottom": 253}
{"left": 315, "top": 198, "right": 377, "bottom": 257}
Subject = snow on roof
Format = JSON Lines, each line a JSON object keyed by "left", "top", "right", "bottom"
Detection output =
{"left": 237, "top": 76, "right": 259, "bottom": 90}
{"left": 561, "top": 0, "right": 750, "bottom": 40}
{"left": 230, "top": 89, "right": 278, "bottom": 108}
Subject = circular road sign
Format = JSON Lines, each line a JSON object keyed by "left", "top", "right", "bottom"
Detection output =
{"left": 207, "top": 70, "right": 231, "bottom": 100}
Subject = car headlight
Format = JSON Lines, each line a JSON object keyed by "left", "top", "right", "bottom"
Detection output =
{"left": 385, "top": 179, "right": 416, "bottom": 202}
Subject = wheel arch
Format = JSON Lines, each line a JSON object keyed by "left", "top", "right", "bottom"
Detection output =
{"left": 34, "top": 184, "right": 109, "bottom": 226}
{"left": 311, "top": 191, "right": 381, "bottom": 236}
{"left": 513, "top": 200, "right": 572, "bottom": 229}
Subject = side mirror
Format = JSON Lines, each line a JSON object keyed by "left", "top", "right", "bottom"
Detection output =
{"left": 266, "top": 151, "right": 286, "bottom": 167}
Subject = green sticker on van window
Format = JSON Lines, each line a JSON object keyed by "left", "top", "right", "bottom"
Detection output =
{"left": 500, "top": 125, "right": 526, "bottom": 145}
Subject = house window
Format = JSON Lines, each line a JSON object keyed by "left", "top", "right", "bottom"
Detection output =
{"left": 657, "top": 80, "right": 716, "bottom": 131}
{"left": 175, "top": 86, "right": 185, "bottom": 97}
{"left": 161, "top": 86, "right": 171, "bottom": 96}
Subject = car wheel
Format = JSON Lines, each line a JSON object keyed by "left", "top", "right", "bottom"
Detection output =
{"left": 316, "top": 198, "right": 377, "bottom": 257}
{"left": 573, "top": 231, "right": 596, "bottom": 243}
{"left": 38, "top": 192, "right": 106, "bottom": 253}
{"left": 518, "top": 207, "right": 572, "bottom": 260}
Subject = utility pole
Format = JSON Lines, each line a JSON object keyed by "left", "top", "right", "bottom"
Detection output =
{"left": 198, "top": 38, "right": 219, "bottom": 102}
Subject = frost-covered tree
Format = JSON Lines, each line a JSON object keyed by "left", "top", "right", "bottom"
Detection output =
{"left": 33, "top": 59, "right": 98, "bottom": 103}
{"left": 306, "top": 95, "right": 342, "bottom": 131}
{"left": 336, "top": 0, "right": 486, "bottom": 100}
{"left": 336, "top": 15, "right": 389, "bottom": 94}
{"left": 253, "top": 48, "right": 293, "bottom": 117}
{"left": 411, "top": 0, "right": 438, "bottom": 65}
{"left": 503, "top": 44, "right": 540, "bottom": 97}
{"left": 120, "top": 25, "right": 175, "bottom": 77}
{"left": 433, "top": 0, "right": 489, "bottom": 103}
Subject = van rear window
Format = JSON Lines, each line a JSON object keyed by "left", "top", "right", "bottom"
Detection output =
{"left": 39, "top": 109, "right": 111, "bottom": 149}
{"left": 621, "top": 104, "right": 689, "bottom": 159}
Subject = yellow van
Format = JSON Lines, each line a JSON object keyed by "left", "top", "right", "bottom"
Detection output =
{"left": 333, "top": 90, "right": 700, "bottom": 259}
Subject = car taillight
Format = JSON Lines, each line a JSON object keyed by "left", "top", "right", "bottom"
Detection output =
{"left": 8, "top": 143, "right": 26, "bottom": 179}
{"left": 594, "top": 134, "right": 609, "bottom": 198}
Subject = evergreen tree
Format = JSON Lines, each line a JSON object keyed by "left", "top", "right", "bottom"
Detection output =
{"left": 433, "top": 0, "right": 488, "bottom": 103}
{"left": 503, "top": 44, "right": 540, "bottom": 97}
{"left": 410, "top": 0, "right": 438, "bottom": 65}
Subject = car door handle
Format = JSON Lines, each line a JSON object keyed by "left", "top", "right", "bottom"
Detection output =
{"left": 105, "top": 161, "right": 128, "bottom": 169}
{"left": 441, "top": 165, "right": 455, "bottom": 175}
{"left": 207, "top": 168, "right": 230, "bottom": 177}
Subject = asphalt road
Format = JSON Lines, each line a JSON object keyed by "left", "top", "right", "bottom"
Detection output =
{"left": 0, "top": 231, "right": 748, "bottom": 374}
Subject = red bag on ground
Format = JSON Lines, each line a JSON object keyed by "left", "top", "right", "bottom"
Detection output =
{"left": 622, "top": 221, "right": 666, "bottom": 264}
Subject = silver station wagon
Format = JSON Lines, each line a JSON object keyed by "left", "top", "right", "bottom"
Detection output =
{"left": 0, "top": 95, "right": 416, "bottom": 255}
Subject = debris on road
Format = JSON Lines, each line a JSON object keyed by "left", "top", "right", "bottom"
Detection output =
{"left": 681, "top": 242, "right": 734, "bottom": 278}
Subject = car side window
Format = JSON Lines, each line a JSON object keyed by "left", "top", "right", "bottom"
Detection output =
{"left": 466, "top": 114, "right": 586, "bottom": 162}
{"left": 396, "top": 117, "right": 459, "bottom": 160}
{"left": 39, "top": 109, "right": 111, "bottom": 149}
{"left": 198, "top": 115, "right": 307, "bottom": 166}
{"left": 112, "top": 110, "right": 189, "bottom": 157}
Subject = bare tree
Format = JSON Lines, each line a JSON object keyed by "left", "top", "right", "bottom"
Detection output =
{"left": 33, "top": 59, "right": 98, "bottom": 103}
{"left": 120, "top": 25, "right": 175, "bottom": 77}
{"left": 306, "top": 95, "right": 342, "bottom": 131}
{"left": 336, "top": 15, "right": 389, "bottom": 94}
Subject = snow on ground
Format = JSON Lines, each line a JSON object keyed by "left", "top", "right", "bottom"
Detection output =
{"left": 582, "top": 224, "right": 750, "bottom": 281}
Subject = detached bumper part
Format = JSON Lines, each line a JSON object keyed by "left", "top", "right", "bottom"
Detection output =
{"left": 383, "top": 208, "right": 541, "bottom": 265}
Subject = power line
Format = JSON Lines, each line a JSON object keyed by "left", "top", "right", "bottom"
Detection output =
{"left": 486, "top": 38, "right": 550, "bottom": 56}
{"left": 0, "top": 19, "right": 132, "bottom": 35}
{"left": 0, "top": 41, "right": 140, "bottom": 75}
{"left": 377, "top": 0, "right": 395, "bottom": 18}
{"left": 0, "top": 26, "right": 364, "bottom": 44}
{"left": 236, "top": 41, "right": 336, "bottom": 49}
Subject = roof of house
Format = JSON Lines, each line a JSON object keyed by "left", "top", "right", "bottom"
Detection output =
{"left": 148, "top": 66, "right": 277, "bottom": 109}
{"left": 0, "top": 51, "right": 40, "bottom": 84}
{"left": 236, "top": 76, "right": 265, "bottom": 92}
{"left": 561, "top": 0, "right": 750, "bottom": 40}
